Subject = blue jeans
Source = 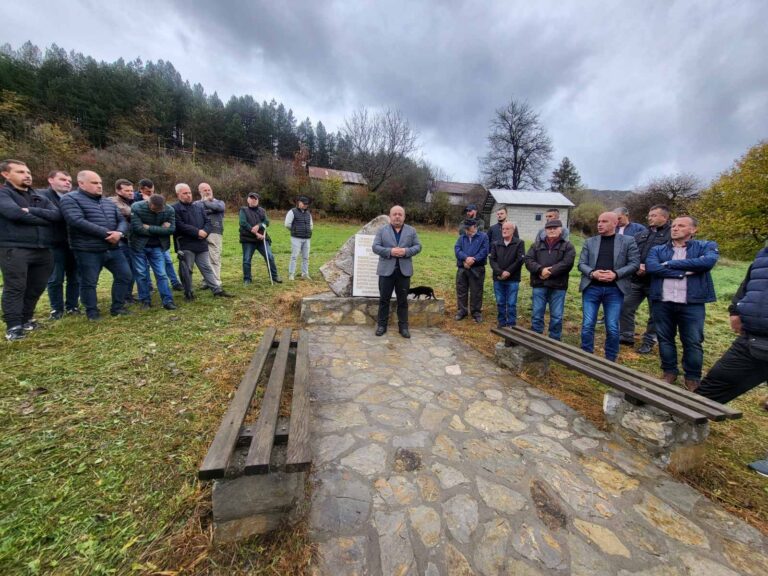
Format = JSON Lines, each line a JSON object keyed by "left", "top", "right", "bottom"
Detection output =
{"left": 652, "top": 301, "right": 706, "bottom": 380}
{"left": 531, "top": 287, "right": 566, "bottom": 341}
{"left": 242, "top": 242, "right": 278, "bottom": 281}
{"left": 581, "top": 285, "right": 624, "bottom": 361}
{"left": 493, "top": 280, "right": 519, "bottom": 327}
{"left": 164, "top": 250, "right": 180, "bottom": 286}
{"left": 47, "top": 245, "right": 80, "bottom": 312}
{"left": 73, "top": 249, "right": 132, "bottom": 318}
{"left": 133, "top": 246, "right": 174, "bottom": 305}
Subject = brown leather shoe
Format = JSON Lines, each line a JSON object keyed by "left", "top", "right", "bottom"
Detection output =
{"left": 662, "top": 372, "right": 677, "bottom": 385}
{"left": 684, "top": 378, "right": 700, "bottom": 392}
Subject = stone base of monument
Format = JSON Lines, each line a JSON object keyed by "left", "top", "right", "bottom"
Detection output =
{"left": 300, "top": 292, "right": 445, "bottom": 327}
{"left": 603, "top": 390, "right": 709, "bottom": 473}
{"left": 211, "top": 443, "right": 307, "bottom": 543}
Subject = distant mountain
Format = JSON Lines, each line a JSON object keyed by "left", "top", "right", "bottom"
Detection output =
{"left": 585, "top": 188, "right": 632, "bottom": 208}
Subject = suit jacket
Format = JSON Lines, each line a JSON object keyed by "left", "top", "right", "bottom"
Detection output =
{"left": 578, "top": 233, "right": 640, "bottom": 294}
{"left": 373, "top": 223, "right": 422, "bottom": 277}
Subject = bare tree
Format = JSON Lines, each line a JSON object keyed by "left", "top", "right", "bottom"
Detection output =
{"left": 341, "top": 107, "right": 420, "bottom": 192}
{"left": 480, "top": 99, "right": 553, "bottom": 190}
{"left": 625, "top": 173, "right": 702, "bottom": 218}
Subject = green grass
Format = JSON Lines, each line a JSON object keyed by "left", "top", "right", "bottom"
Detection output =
{"left": 0, "top": 216, "right": 765, "bottom": 574}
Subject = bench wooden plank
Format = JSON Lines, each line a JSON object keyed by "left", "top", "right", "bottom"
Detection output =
{"left": 199, "top": 326, "right": 277, "bottom": 481}
{"left": 245, "top": 328, "right": 293, "bottom": 475}
{"left": 491, "top": 327, "right": 708, "bottom": 423}
{"left": 286, "top": 330, "right": 311, "bottom": 472}
{"left": 494, "top": 326, "right": 741, "bottom": 421}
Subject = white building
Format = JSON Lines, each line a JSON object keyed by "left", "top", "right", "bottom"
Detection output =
{"left": 482, "top": 189, "right": 575, "bottom": 240}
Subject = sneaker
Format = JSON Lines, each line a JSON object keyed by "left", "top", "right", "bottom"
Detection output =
{"left": 375, "top": 325, "right": 387, "bottom": 336}
{"left": 184, "top": 292, "right": 195, "bottom": 301}
{"left": 110, "top": 308, "right": 131, "bottom": 317}
{"left": 288, "top": 274, "right": 295, "bottom": 281}
{"left": 301, "top": 274, "right": 312, "bottom": 280}
{"left": 50, "top": 310, "right": 64, "bottom": 320}
{"left": 140, "top": 302, "right": 152, "bottom": 310}
{"left": 399, "top": 326, "right": 411, "bottom": 339}
{"left": 213, "top": 290, "right": 234, "bottom": 298}
{"left": 199, "top": 284, "right": 211, "bottom": 291}
{"left": 87, "top": 313, "right": 101, "bottom": 322}
{"left": 454, "top": 313, "right": 467, "bottom": 321}
{"left": 65, "top": 307, "right": 81, "bottom": 315}
{"left": 22, "top": 320, "right": 40, "bottom": 331}
{"left": 272, "top": 277, "right": 283, "bottom": 284}
{"left": 163, "top": 302, "right": 177, "bottom": 310}
{"left": 748, "top": 458, "right": 768, "bottom": 477}
{"left": 124, "top": 295, "right": 138, "bottom": 305}
{"left": 5, "top": 326, "right": 26, "bottom": 341}
{"left": 172, "top": 284, "right": 184, "bottom": 292}
{"left": 473, "top": 315, "right": 483, "bottom": 323}
{"left": 243, "top": 279, "right": 252, "bottom": 285}
{"left": 636, "top": 342, "right": 655, "bottom": 355}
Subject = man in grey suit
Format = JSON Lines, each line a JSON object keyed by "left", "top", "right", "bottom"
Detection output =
{"left": 372, "top": 205, "right": 422, "bottom": 338}
{"left": 578, "top": 212, "right": 640, "bottom": 361}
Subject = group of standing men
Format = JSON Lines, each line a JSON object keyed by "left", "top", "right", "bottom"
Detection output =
{"left": 0, "top": 158, "right": 315, "bottom": 342}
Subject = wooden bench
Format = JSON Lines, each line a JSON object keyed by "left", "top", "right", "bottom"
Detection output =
{"left": 199, "top": 327, "right": 311, "bottom": 541}
{"left": 492, "top": 326, "right": 741, "bottom": 470}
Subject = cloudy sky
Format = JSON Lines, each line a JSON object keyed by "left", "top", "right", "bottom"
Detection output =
{"left": 5, "top": 0, "right": 767, "bottom": 189}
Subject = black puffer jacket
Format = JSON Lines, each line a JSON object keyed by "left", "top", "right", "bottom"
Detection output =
{"left": 39, "top": 187, "right": 69, "bottom": 246}
{"left": 489, "top": 238, "right": 525, "bottom": 282}
{"left": 524, "top": 237, "right": 576, "bottom": 290}
{"left": 60, "top": 189, "right": 128, "bottom": 252}
{"left": 0, "top": 183, "right": 61, "bottom": 248}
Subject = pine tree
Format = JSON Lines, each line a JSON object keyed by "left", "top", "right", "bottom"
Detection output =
{"left": 550, "top": 157, "right": 585, "bottom": 203}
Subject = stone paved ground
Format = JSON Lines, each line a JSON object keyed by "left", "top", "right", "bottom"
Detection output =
{"left": 306, "top": 326, "right": 768, "bottom": 575}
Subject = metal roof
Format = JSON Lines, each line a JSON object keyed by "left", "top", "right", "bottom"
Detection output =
{"left": 433, "top": 180, "right": 484, "bottom": 196}
{"left": 308, "top": 166, "right": 368, "bottom": 186}
{"left": 487, "top": 189, "right": 575, "bottom": 207}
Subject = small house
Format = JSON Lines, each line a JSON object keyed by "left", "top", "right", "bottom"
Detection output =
{"left": 308, "top": 167, "right": 368, "bottom": 196}
{"left": 425, "top": 180, "right": 486, "bottom": 207}
{"left": 482, "top": 189, "right": 575, "bottom": 239}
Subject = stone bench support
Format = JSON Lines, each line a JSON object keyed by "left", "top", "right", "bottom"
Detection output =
{"left": 301, "top": 293, "right": 444, "bottom": 327}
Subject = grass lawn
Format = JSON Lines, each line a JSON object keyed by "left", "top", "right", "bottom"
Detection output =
{"left": 1, "top": 214, "right": 765, "bottom": 574}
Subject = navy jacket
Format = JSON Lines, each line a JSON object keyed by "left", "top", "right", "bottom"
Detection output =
{"left": 455, "top": 231, "right": 489, "bottom": 268}
{"left": 619, "top": 222, "right": 647, "bottom": 237}
{"left": 60, "top": 189, "right": 128, "bottom": 252}
{"left": 0, "top": 183, "right": 61, "bottom": 248}
{"left": 172, "top": 201, "right": 211, "bottom": 252}
{"left": 38, "top": 187, "right": 70, "bottom": 246}
{"left": 733, "top": 248, "right": 768, "bottom": 337}
{"left": 646, "top": 239, "right": 719, "bottom": 304}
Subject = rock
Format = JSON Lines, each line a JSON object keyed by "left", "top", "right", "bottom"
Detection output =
{"left": 449, "top": 415, "right": 468, "bottom": 432}
{"left": 320, "top": 215, "right": 390, "bottom": 296}
{"left": 530, "top": 479, "right": 568, "bottom": 530}
{"left": 420, "top": 404, "right": 450, "bottom": 430}
{"left": 442, "top": 494, "right": 479, "bottom": 544}
{"left": 374, "top": 476, "right": 419, "bottom": 507}
{"left": 409, "top": 505, "right": 442, "bottom": 547}
{"left": 416, "top": 474, "right": 441, "bottom": 502}
{"left": 315, "top": 403, "right": 368, "bottom": 434}
{"left": 537, "top": 423, "right": 572, "bottom": 440}
{"left": 392, "top": 431, "right": 431, "bottom": 450}
{"left": 476, "top": 476, "right": 527, "bottom": 515}
{"left": 374, "top": 510, "right": 417, "bottom": 576}
{"left": 444, "top": 543, "right": 474, "bottom": 576}
{"left": 567, "top": 533, "right": 618, "bottom": 576}
{"left": 473, "top": 518, "right": 512, "bottom": 575}
{"left": 679, "top": 552, "right": 740, "bottom": 576}
{"left": 313, "top": 434, "right": 357, "bottom": 467}
{"left": 574, "top": 518, "right": 630, "bottom": 557}
{"left": 445, "top": 364, "right": 462, "bottom": 376}
{"left": 580, "top": 456, "right": 640, "bottom": 496}
{"left": 341, "top": 444, "right": 388, "bottom": 476}
{"left": 511, "top": 522, "right": 565, "bottom": 570}
{"left": 535, "top": 461, "right": 616, "bottom": 519}
{"left": 512, "top": 434, "right": 572, "bottom": 463}
{"left": 465, "top": 401, "right": 527, "bottom": 433}
{"left": 356, "top": 384, "right": 404, "bottom": 404}
{"left": 529, "top": 399, "right": 554, "bottom": 415}
{"left": 432, "top": 462, "right": 468, "bottom": 489}
{"left": 433, "top": 434, "right": 462, "bottom": 461}
{"left": 309, "top": 470, "right": 372, "bottom": 536}
{"left": 722, "top": 538, "right": 768, "bottom": 575}
{"left": 483, "top": 389, "right": 503, "bottom": 401}
{"left": 314, "top": 536, "right": 369, "bottom": 576}
{"left": 633, "top": 493, "right": 709, "bottom": 549}
{"left": 572, "top": 437, "right": 599, "bottom": 452}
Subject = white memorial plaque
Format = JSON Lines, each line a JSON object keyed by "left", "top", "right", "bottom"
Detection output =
{"left": 352, "top": 234, "right": 381, "bottom": 297}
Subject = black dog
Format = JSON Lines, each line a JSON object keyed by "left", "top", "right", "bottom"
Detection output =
{"left": 408, "top": 286, "right": 436, "bottom": 300}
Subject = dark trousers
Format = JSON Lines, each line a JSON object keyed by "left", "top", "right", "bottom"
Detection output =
{"left": 0, "top": 247, "right": 54, "bottom": 329}
{"left": 242, "top": 242, "right": 278, "bottom": 281}
{"left": 653, "top": 301, "right": 706, "bottom": 380}
{"left": 698, "top": 335, "right": 768, "bottom": 404}
{"left": 119, "top": 242, "right": 135, "bottom": 301}
{"left": 620, "top": 281, "right": 656, "bottom": 344}
{"left": 47, "top": 245, "right": 80, "bottom": 313}
{"left": 456, "top": 266, "right": 485, "bottom": 318}
{"left": 74, "top": 249, "right": 132, "bottom": 318}
{"left": 378, "top": 268, "right": 410, "bottom": 328}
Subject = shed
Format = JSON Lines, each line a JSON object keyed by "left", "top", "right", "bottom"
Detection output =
{"left": 482, "top": 189, "right": 575, "bottom": 240}
{"left": 309, "top": 166, "right": 368, "bottom": 196}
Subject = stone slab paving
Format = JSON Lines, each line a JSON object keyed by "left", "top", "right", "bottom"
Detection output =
{"left": 306, "top": 325, "right": 768, "bottom": 575}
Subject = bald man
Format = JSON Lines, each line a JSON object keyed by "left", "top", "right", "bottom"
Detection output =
{"left": 60, "top": 170, "right": 132, "bottom": 320}
{"left": 194, "top": 182, "right": 225, "bottom": 288}
{"left": 578, "top": 212, "right": 640, "bottom": 361}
